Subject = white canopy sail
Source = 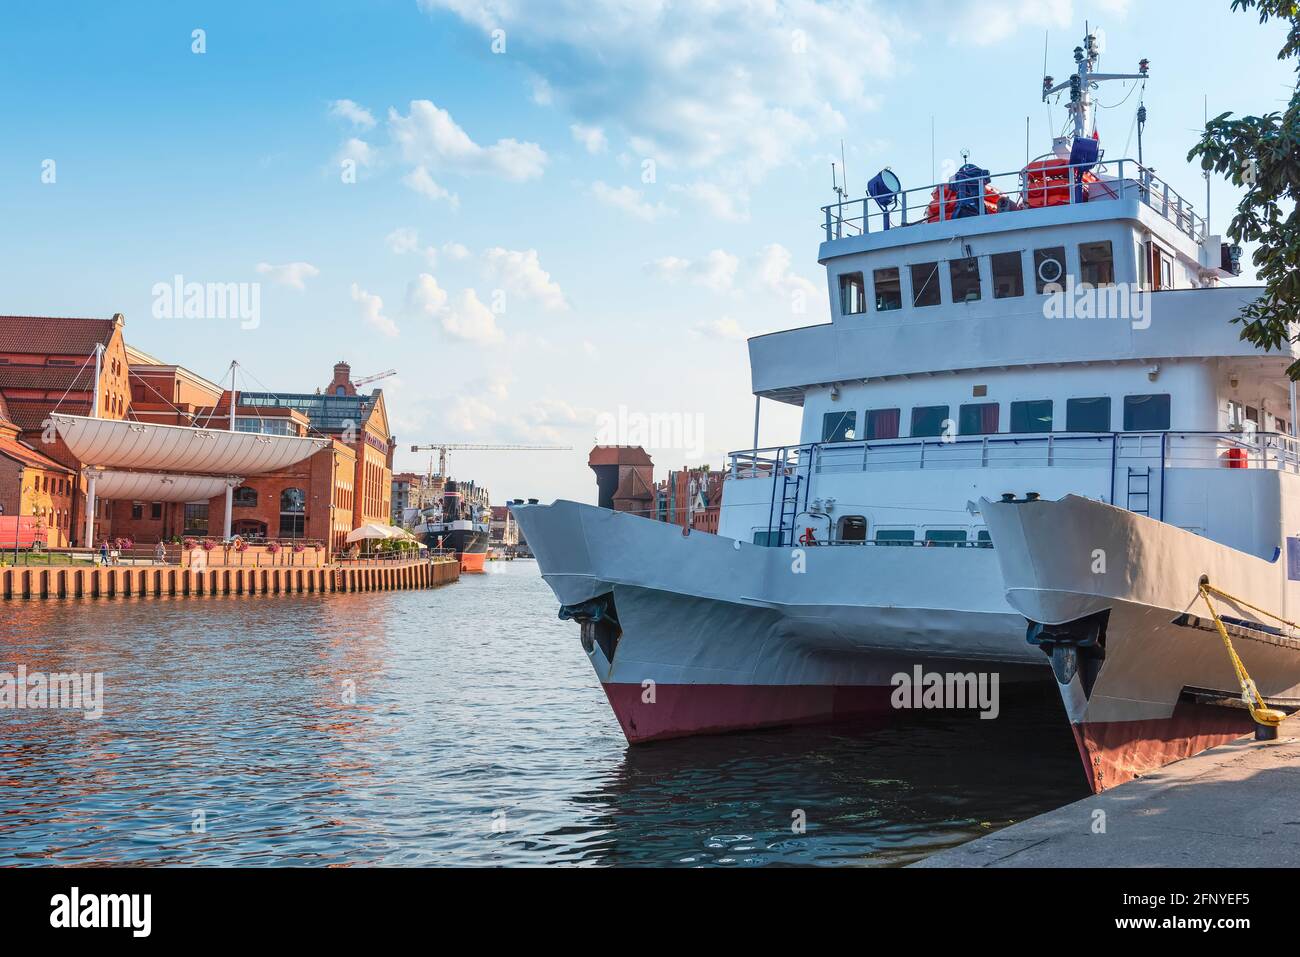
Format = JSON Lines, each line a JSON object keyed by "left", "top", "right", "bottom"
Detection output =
{"left": 51, "top": 414, "right": 330, "bottom": 474}
{"left": 88, "top": 469, "right": 239, "bottom": 503}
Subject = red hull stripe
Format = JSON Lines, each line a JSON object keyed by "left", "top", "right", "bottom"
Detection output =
{"left": 1072, "top": 701, "right": 1255, "bottom": 793}
{"left": 601, "top": 681, "right": 894, "bottom": 743}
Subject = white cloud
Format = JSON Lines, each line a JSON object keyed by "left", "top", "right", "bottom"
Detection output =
{"left": 255, "top": 261, "right": 319, "bottom": 291}
{"left": 389, "top": 99, "right": 547, "bottom": 181}
{"left": 335, "top": 137, "right": 376, "bottom": 171}
{"left": 351, "top": 283, "right": 398, "bottom": 338}
{"left": 942, "top": 0, "right": 1128, "bottom": 46}
{"left": 442, "top": 242, "right": 470, "bottom": 261}
{"left": 674, "top": 181, "right": 750, "bottom": 223}
{"left": 692, "top": 316, "right": 746, "bottom": 341}
{"left": 590, "top": 181, "right": 674, "bottom": 222}
{"left": 406, "top": 272, "right": 449, "bottom": 316}
{"left": 754, "top": 243, "right": 822, "bottom": 315}
{"left": 419, "top": 0, "right": 894, "bottom": 183}
{"left": 570, "top": 123, "right": 608, "bottom": 154}
{"left": 582, "top": 340, "right": 598, "bottom": 358}
{"left": 530, "top": 75, "right": 554, "bottom": 106}
{"left": 481, "top": 247, "right": 568, "bottom": 311}
{"left": 402, "top": 165, "right": 460, "bottom": 206}
{"left": 648, "top": 249, "right": 738, "bottom": 293}
{"left": 440, "top": 288, "right": 504, "bottom": 344}
{"left": 385, "top": 227, "right": 421, "bottom": 255}
{"left": 330, "top": 98, "right": 377, "bottom": 129}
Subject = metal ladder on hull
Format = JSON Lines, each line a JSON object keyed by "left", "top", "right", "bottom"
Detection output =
{"left": 1125, "top": 466, "right": 1151, "bottom": 516}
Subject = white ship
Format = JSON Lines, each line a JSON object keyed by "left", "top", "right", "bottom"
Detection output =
{"left": 513, "top": 30, "right": 1298, "bottom": 791}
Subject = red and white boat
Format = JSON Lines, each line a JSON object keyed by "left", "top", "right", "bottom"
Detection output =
{"left": 513, "top": 29, "right": 1292, "bottom": 790}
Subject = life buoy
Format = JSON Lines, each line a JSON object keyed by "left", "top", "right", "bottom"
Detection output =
{"left": 798, "top": 527, "right": 817, "bottom": 546}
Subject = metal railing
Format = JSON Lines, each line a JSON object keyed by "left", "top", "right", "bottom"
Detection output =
{"left": 729, "top": 431, "right": 1300, "bottom": 480}
{"left": 821, "top": 157, "right": 1207, "bottom": 244}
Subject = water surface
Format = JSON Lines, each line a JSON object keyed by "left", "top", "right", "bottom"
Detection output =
{"left": 0, "top": 561, "right": 1086, "bottom": 866}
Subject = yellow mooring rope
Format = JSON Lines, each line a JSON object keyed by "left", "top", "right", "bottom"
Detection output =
{"left": 1197, "top": 581, "right": 1289, "bottom": 729}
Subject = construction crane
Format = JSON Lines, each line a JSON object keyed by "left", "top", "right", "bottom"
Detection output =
{"left": 353, "top": 369, "right": 397, "bottom": 388}
{"left": 409, "top": 443, "right": 572, "bottom": 481}
{"left": 409, "top": 443, "right": 571, "bottom": 480}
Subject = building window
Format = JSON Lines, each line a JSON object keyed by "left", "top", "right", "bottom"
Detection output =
{"left": 991, "top": 252, "right": 1024, "bottom": 298}
{"left": 1079, "top": 241, "right": 1115, "bottom": 286}
{"left": 1124, "top": 394, "right": 1171, "bottom": 431}
{"left": 950, "top": 257, "right": 982, "bottom": 302}
{"left": 233, "top": 487, "right": 258, "bottom": 507}
{"left": 131, "top": 502, "right": 143, "bottom": 520}
{"left": 924, "top": 529, "right": 967, "bottom": 547}
{"left": 821, "top": 411, "right": 857, "bottom": 443}
{"left": 958, "top": 402, "right": 999, "bottom": 435}
{"left": 865, "top": 408, "right": 901, "bottom": 440}
{"left": 875, "top": 528, "right": 915, "bottom": 546}
{"left": 910, "top": 262, "right": 942, "bottom": 307}
{"left": 279, "top": 487, "right": 306, "bottom": 538}
{"left": 150, "top": 502, "right": 162, "bottom": 520}
{"left": 1034, "top": 246, "right": 1067, "bottom": 293}
{"left": 1066, "top": 396, "right": 1112, "bottom": 432}
{"left": 911, "top": 405, "right": 950, "bottom": 438}
{"left": 839, "top": 272, "right": 866, "bottom": 315}
{"left": 1010, "top": 399, "right": 1053, "bottom": 433}
{"left": 837, "top": 516, "right": 867, "bottom": 542}
{"left": 873, "top": 267, "right": 902, "bottom": 311}
{"left": 184, "top": 503, "right": 209, "bottom": 536}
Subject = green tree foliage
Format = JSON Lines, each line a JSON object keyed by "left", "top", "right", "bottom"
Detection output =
{"left": 1188, "top": 1, "right": 1300, "bottom": 375}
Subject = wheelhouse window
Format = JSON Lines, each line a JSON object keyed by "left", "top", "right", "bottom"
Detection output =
{"left": 837, "top": 516, "right": 867, "bottom": 542}
{"left": 873, "top": 267, "right": 902, "bottom": 311}
{"left": 910, "top": 405, "right": 950, "bottom": 438}
{"left": 1123, "top": 394, "right": 1171, "bottom": 431}
{"left": 821, "top": 410, "right": 857, "bottom": 443}
{"left": 753, "top": 530, "right": 781, "bottom": 546}
{"left": 279, "top": 487, "right": 306, "bottom": 539}
{"left": 949, "top": 257, "right": 982, "bottom": 303}
{"left": 865, "top": 407, "right": 901, "bottom": 440}
{"left": 924, "top": 529, "right": 967, "bottom": 547}
{"left": 875, "top": 529, "right": 915, "bottom": 546}
{"left": 910, "top": 262, "right": 942, "bottom": 307}
{"left": 991, "top": 252, "right": 1024, "bottom": 299}
{"left": 976, "top": 529, "right": 992, "bottom": 547}
{"left": 1147, "top": 242, "right": 1175, "bottom": 290}
{"left": 1033, "top": 246, "right": 1067, "bottom": 293}
{"left": 958, "top": 402, "right": 999, "bottom": 435}
{"left": 839, "top": 272, "right": 866, "bottom": 315}
{"left": 1079, "top": 241, "right": 1115, "bottom": 286}
{"left": 1066, "top": 397, "right": 1111, "bottom": 432}
{"left": 1010, "top": 399, "right": 1053, "bottom": 433}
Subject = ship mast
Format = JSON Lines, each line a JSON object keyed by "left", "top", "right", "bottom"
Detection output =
{"left": 1042, "top": 30, "right": 1148, "bottom": 141}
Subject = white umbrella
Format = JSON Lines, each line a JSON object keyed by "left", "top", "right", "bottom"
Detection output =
{"left": 345, "top": 522, "right": 397, "bottom": 544}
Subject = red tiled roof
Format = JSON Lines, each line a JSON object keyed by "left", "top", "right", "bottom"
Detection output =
{"left": 0, "top": 363, "right": 97, "bottom": 392}
{"left": 0, "top": 316, "right": 120, "bottom": 356}
{"left": 0, "top": 432, "right": 72, "bottom": 472}
{"left": 589, "top": 445, "right": 653, "bottom": 467}
{"left": 3, "top": 398, "right": 91, "bottom": 431}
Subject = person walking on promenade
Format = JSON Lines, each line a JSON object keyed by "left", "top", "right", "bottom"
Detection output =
{"left": 154, "top": 540, "right": 166, "bottom": 565}
{"left": 98, "top": 540, "right": 108, "bottom": 566}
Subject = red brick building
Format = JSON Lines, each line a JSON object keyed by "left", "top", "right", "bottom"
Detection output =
{"left": 0, "top": 315, "right": 131, "bottom": 544}
{"left": 0, "top": 316, "right": 394, "bottom": 559}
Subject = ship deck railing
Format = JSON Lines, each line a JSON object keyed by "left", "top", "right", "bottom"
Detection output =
{"left": 820, "top": 157, "right": 1207, "bottom": 245}
{"left": 727, "top": 430, "right": 1300, "bottom": 480}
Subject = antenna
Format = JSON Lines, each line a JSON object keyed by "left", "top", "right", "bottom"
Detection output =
{"left": 1204, "top": 94, "right": 1212, "bottom": 229}
{"left": 1044, "top": 29, "right": 1148, "bottom": 142}
{"left": 930, "top": 115, "right": 935, "bottom": 183}
{"left": 840, "top": 139, "right": 849, "bottom": 195}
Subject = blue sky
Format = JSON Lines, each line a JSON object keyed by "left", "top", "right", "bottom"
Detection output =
{"left": 1, "top": 1, "right": 1292, "bottom": 503}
